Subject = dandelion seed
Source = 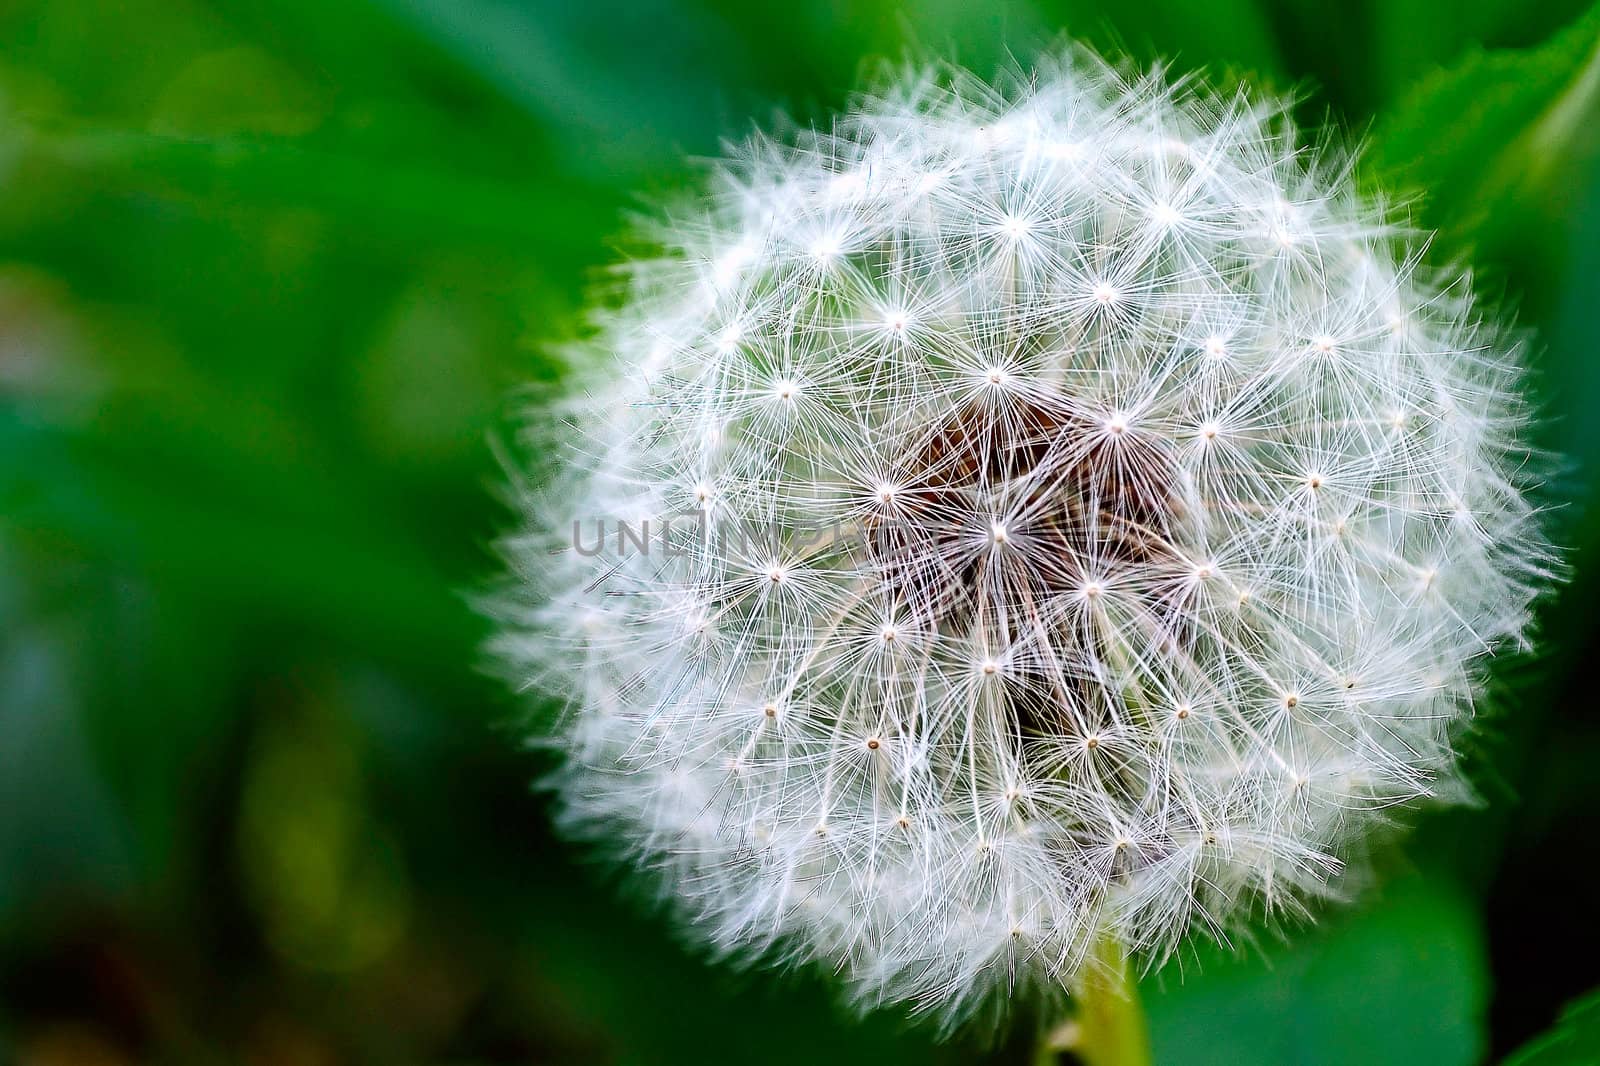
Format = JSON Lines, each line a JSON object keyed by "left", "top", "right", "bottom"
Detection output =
{"left": 1149, "top": 201, "right": 1181, "bottom": 228}
{"left": 810, "top": 233, "right": 842, "bottom": 261}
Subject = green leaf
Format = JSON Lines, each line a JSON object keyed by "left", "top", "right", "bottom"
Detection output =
{"left": 1368, "top": 0, "right": 1600, "bottom": 264}
{"left": 1367, "top": 0, "right": 1595, "bottom": 109}
{"left": 1504, "top": 989, "right": 1600, "bottom": 1065}
{"left": 1142, "top": 877, "right": 1488, "bottom": 1066}
{"left": 1497, "top": 985, "right": 1600, "bottom": 1056}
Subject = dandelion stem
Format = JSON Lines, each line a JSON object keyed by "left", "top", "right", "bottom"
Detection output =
{"left": 1036, "top": 936, "right": 1151, "bottom": 1066}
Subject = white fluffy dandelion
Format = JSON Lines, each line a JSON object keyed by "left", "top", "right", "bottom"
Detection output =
{"left": 493, "top": 49, "right": 1553, "bottom": 1027}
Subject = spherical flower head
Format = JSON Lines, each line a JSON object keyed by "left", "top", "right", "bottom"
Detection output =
{"left": 493, "top": 48, "right": 1554, "bottom": 1028}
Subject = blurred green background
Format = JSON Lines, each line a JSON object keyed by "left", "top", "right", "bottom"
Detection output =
{"left": 2, "top": 1, "right": 1599, "bottom": 1063}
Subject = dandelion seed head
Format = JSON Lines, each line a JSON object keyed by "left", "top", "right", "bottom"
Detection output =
{"left": 494, "top": 47, "right": 1554, "bottom": 1029}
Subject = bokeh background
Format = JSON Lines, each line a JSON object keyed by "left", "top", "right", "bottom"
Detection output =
{"left": 2, "top": 1, "right": 1599, "bottom": 1063}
